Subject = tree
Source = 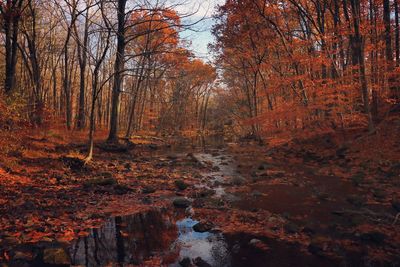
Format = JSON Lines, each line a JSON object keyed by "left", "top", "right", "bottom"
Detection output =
{"left": 0, "top": 0, "right": 24, "bottom": 94}
{"left": 107, "top": 0, "right": 126, "bottom": 142}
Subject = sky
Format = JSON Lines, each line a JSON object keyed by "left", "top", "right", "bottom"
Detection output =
{"left": 172, "top": 0, "right": 225, "bottom": 61}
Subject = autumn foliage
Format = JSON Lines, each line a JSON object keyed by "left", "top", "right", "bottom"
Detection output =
{"left": 212, "top": 0, "right": 400, "bottom": 139}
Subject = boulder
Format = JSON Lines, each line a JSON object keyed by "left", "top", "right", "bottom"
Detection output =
{"left": 173, "top": 197, "right": 192, "bottom": 208}
{"left": 193, "top": 221, "right": 213, "bottom": 233}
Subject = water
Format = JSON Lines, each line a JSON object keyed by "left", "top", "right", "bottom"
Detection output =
{"left": 169, "top": 218, "right": 230, "bottom": 267}
{"left": 69, "top": 209, "right": 176, "bottom": 266}
{"left": 2, "top": 135, "right": 351, "bottom": 266}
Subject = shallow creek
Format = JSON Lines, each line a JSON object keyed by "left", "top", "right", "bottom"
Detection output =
{"left": 7, "top": 137, "right": 264, "bottom": 267}
{"left": 5, "top": 137, "right": 352, "bottom": 266}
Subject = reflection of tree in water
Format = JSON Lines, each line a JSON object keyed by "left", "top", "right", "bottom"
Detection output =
{"left": 69, "top": 209, "right": 177, "bottom": 266}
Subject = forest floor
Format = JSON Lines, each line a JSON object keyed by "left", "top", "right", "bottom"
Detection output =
{"left": 0, "top": 113, "right": 399, "bottom": 266}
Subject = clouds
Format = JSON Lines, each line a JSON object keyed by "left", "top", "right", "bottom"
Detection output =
{"left": 173, "top": 0, "right": 224, "bottom": 60}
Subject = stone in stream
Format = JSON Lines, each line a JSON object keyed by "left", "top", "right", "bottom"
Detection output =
{"left": 173, "top": 197, "right": 192, "bottom": 208}
{"left": 194, "top": 257, "right": 212, "bottom": 267}
{"left": 179, "top": 257, "right": 191, "bottom": 267}
{"left": 193, "top": 221, "right": 213, "bottom": 233}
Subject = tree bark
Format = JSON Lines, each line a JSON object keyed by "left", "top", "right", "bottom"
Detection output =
{"left": 108, "top": 0, "right": 127, "bottom": 142}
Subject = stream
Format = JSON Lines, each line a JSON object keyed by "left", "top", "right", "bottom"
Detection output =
{"left": 7, "top": 136, "right": 257, "bottom": 267}
{"left": 5, "top": 136, "right": 350, "bottom": 267}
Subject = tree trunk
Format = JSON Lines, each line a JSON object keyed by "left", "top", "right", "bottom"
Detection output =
{"left": 3, "top": 0, "right": 24, "bottom": 94}
{"left": 76, "top": 6, "right": 90, "bottom": 130}
{"left": 383, "top": 0, "right": 398, "bottom": 98}
{"left": 350, "top": 0, "right": 375, "bottom": 132}
{"left": 108, "top": 0, "right": 127, "bottom": 142}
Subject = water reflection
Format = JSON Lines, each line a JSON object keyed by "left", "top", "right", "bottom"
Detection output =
{"left": 69, "top": 209, "right": 177, "bottom": 266}
{"left": 170, "top": 218, "right": 230, "bottom": 267}
{"left": 68, "top": 210, "right": 231, "bottom": 267}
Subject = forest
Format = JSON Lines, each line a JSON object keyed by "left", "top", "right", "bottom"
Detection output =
{"left": 0, "top": 0, "right": 399, "bottom": 266}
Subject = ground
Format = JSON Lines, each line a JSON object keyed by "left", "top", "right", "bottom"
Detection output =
{"left": 0, "top": 113, "right": 399, "bottom": 266}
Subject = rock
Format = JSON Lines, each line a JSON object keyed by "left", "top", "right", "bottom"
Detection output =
{"left": 148, "top": 144, "right": 158, "bottom": 150}
{"left": 249, "top": 238, "right": 261, "bottom": 245}
{"left": 43, "top": 248, "right": 70, "bottom": 265}
{"left": 196, "top": 189, "right": 215, "bottom": 198}
{"left": 173, "top": 197, "right": 192, "bottom": 208}
{"left": 142, "top": 186, "right": 156, "bottom": 194}
{"left": 193, "top": 221, "right": 213, "bottom": 233}
{"left": 60, "top": 156, "right": 85, "bottom": 171}
{"left": 141, "top": 197, "right": 153, "bottom": 204}
{"left": 303, "top": 151, "right": 321, "bottom": 162}
{"left": 372, "top": 189, "right": 386, "bottom": 199}
{"left": 22, "top": 200, "right": 36, "bottom": 210}
{"left": 193, "top": 257, "right": 211, "bottom": 267}
{"left": 284, "top": 222, "right": 300, "bottom": 234}
{"left": 232, "top": 243, "right": 241, "bottom": 254}
{"left": 113, "top": 184, "right": 133, "bottom": 194}
{"left": 258, "top": 162, "right": 271, "bottom": 170}
{"left": 101, "top": 172, "right": 113, "bottom": 178}
{"left": 336, "top": 146, "right": 348, "bottom": 159}
{"left": 179, "top": 257, "right": 191, "bottom": 267}
{"left": 175, "top": 180, "right": 188, "bottom": 191}
{"left": 251, "top": 191, "right": 263, "bottom": 197}
{"left": 360, "top": 232, "right": 386, "bottom": 244}
{"left": 124, "top": 163, "right": 132, "bottom": 170}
